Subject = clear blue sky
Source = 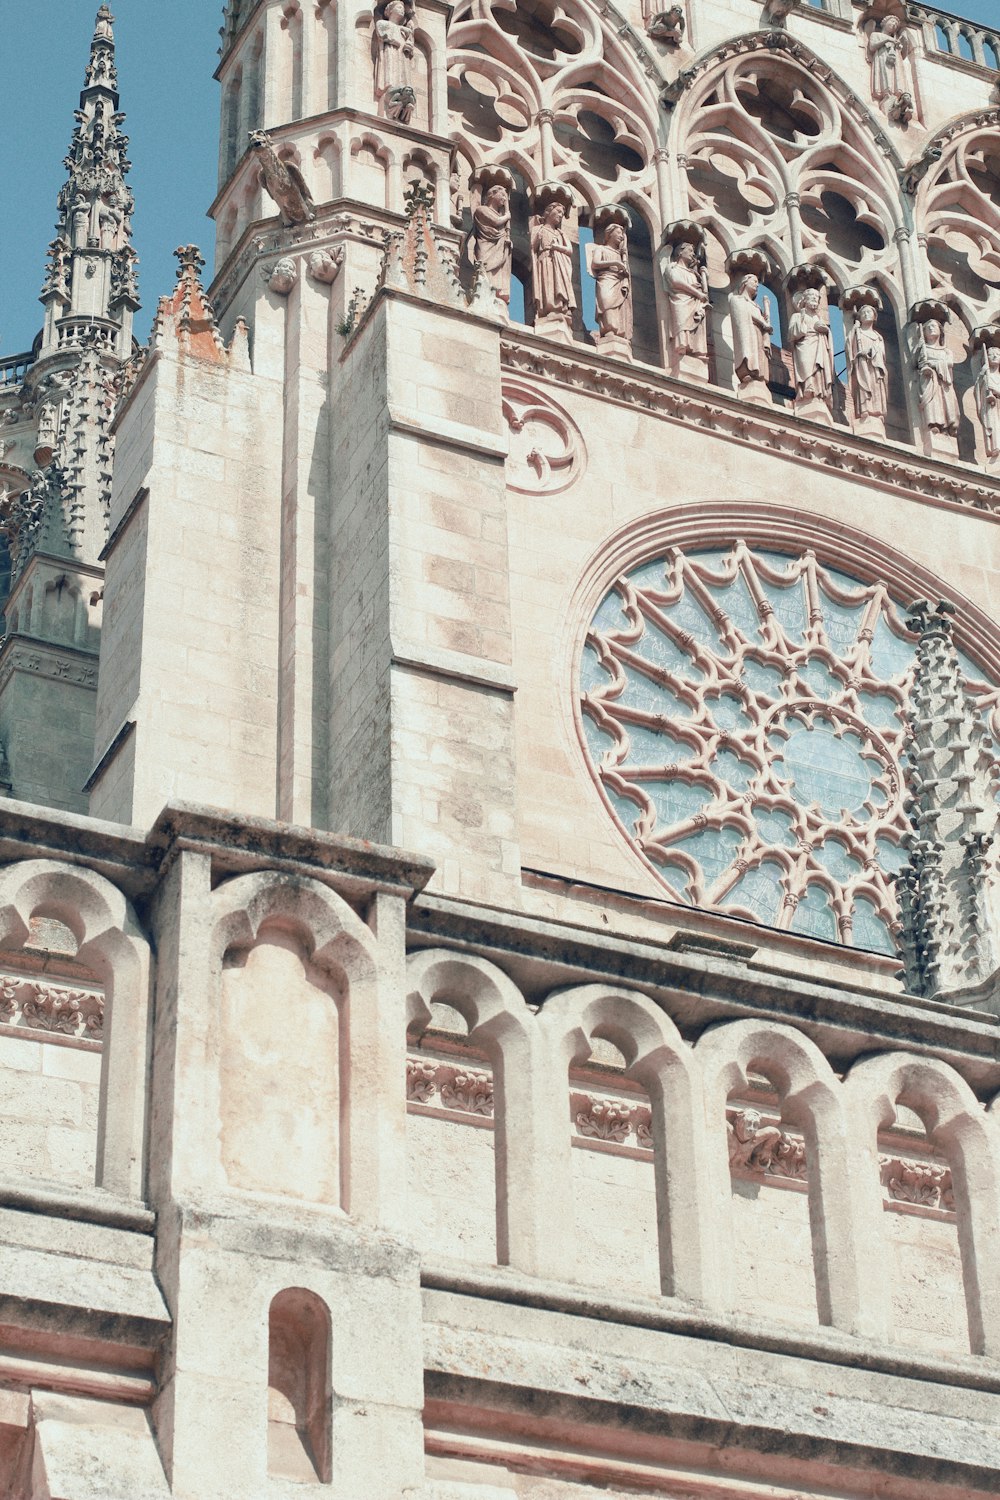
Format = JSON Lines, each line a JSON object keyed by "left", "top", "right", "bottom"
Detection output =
{"left": 1, "top": 1, "right": 221, "bottom": 356}
{"left": 1, "top": 0, "right": 997, "bottom": 355}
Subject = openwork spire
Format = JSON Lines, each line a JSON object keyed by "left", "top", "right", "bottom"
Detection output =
{"left": 41, "top": 5, "right": 138, "bottom": 339}
{"left": 896, "top": 601, "right": 1000, "bottom": 1003}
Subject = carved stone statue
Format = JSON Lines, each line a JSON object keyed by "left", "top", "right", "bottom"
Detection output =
{"left": 72, "top": 194, "right": 92, "bottom": 249}
{"left": 868, "top": 16, "right": 909, "bottom": 106}
{"left": 643, "top": 2, "right": 685, "bottom": 44}
{"left": 468, "top": 184, "right": 513, "bottom": 312}
{"left": 98, "top": 193, "right": 124, "bottom": 250}
{"left": 249, "top": 130, "right": 316, "bottom": 226}
{"left": 373, "top": 0, "right": 416, "bottom": 125}
{"left": 665, "top": 240, "right": 710, "bottom": 369}
{"left": 914, "top": 319, "right": 960, "bottom": 440}
{"left": 788, "top": 287, "right": 835, "bottom": 417}
{"left": 729, "top": 273, "right": 773, "bottom": 397}
{"left": 847, "top": 303, "right": 888, "bottom": 432}
{"left": 976, "top": 344, "right": 1000, "bottom": 466}
{"left": 587, "top": 221, "right": 633, "bottom": 357}
{"left": 530, "top": 198, "right": 576, "bottom": 338}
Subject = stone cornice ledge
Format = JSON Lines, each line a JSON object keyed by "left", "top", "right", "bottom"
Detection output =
{"left": 422, "top": 1258, "right": 1000, "bottom": 1396}
{"left": 501, "top": 331, "right": 1000, "bottom": 520}
{"left": 408, "top": 894, "right": 1000, "bottom": 1087}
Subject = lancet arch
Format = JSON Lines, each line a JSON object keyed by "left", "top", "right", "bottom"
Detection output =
{"left": 668, "top": 32, "right": 908, "bottom": 298}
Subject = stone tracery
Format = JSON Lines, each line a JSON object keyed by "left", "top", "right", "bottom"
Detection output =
{"left": 580, "top": 541, "right": 1000, "bottom": 951}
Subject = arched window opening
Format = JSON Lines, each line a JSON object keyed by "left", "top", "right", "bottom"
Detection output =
{"left": 726, "top": 1069, "right": 818, "bottom": 1328}
{"left": 826, "top": 294, "right": 848, "bottom": 425}
{"left": 626, "top": 210, "right": 659, "bottom": 368}
{"left": 505, "top": 170, "right": 534, "bottom": 326}
{"left": 940, "top": 309, "right": 977, "bottom": 463}
{"left": 872, "top": 293, "right": 910, "bottom": 446}
{"left": 985, "top": 38, "right": 1000, "bottom": 71}
{"left": 247, "top": 34, "right": 263, "bottom": 133}
{"left": 283, "top": 4, "right": 304, "bottom": 121}
{"left": 957, "top": 30, "right": 976, "bottom": 63}
{"left": 935, "top": 22, "right": 952, "bottom": 52}
{"left": 568, "top": 1029, "right": 660, "bottom": 1297}
{"left": 223, "top": 70, "right": 242, "bottom": 179}
{"left": 761, "top": 280, "right": 794, "bottom": 401}
{"left": 405, "top": 999, "right": 497, "bottom": 1263}
{"left": 876, "top": 1105, "right": 970, "bottom": 1356}
{"left": 268, "top": 1289, "right": 332, "bottom": 1483}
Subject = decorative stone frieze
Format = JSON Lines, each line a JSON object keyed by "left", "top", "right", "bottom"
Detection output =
{"left": 880, "top": 1152, "right": 955, "bottom": 1212}
{"left": 0, "top": 974, "right": 104, "bottom": 1044}
{"left": 406, "top": 1058, "right": 495, "bottom": 1117}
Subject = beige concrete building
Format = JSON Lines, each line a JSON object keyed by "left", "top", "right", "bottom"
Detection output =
{"left": 1, "top": 0, "right": 1000, "bottom": 1494}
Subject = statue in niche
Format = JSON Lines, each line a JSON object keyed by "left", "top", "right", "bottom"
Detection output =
{"left": 847, "top": 303, "right": 888, "bottom": 425}
{"left": 373, "top": 0, "right": 416, "bottom": 125}
{"left": 98, "top": 193, "right": 124, "bottom": 251}
{"left": 468, "top": 183, "right": 513, "bottom": 310}
{"left": 530, "top": 198, "right": 576, "bottom": 328}
{"left": 71, "top": 194, "right": 92, "bottom": 249}
{"left": 665, "top": 240, "right": 710, "bottom": 363}
{"left": 867, "top": 16, "right": 910, "bottom": 107}
{"left": 914, "top": 319, "right": 959, "bottom": 437}
{"left": 975, "top": 344, "right": 1000, "bottom": 464}
{"left": 788, "top": 288, "right": 835, "bottom": 410}
{"left": 587, "top": 220, "right": 633, "bottom": 352}
{"left": 729, "top": 273, "right": 773, "bottom": 389}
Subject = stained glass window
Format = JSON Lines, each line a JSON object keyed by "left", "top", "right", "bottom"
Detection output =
{"left": 580, "top": 543, "right": 1000, "bottom": 953}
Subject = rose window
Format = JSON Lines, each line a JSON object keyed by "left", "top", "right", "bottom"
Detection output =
{"left": 580, "top": 544, "right": 1000, "bottom": 954}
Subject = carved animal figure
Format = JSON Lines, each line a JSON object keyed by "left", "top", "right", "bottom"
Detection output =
{"left": 248, "top": 130, "right": 316, "bottom": 227}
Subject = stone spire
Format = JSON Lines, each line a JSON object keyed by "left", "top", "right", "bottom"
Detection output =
{"left": 895, "top": 600, "right": 1000, "bottom": 1005}
{"left": 38, "top": 4, "right": 138, "bottom": 360}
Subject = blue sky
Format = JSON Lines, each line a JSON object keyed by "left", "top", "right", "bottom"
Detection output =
{"left": 0, "top": 0, "right": 997, "bottom": 355}
{"left": 1, "top": 1, "right": 221, "bottom": 356}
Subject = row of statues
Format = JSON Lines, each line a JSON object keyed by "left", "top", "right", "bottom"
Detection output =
{"left": 461, "top": 177, "right": 1000, "bottom": 466}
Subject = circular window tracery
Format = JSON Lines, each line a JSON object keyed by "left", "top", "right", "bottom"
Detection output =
{"left": 579, "top": 543, "right": 1000, "bottom": 955}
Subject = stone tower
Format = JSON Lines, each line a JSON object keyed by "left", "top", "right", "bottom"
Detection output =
{"left": 2, "top": 1, "right": 1000, "bottom": 1497}
{"left": 0, "top": 4, "right": 137, "bottom": 814}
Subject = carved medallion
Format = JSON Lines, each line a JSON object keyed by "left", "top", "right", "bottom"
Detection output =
{"left": 502, "top": 380, "right": 586, "bottom": 495}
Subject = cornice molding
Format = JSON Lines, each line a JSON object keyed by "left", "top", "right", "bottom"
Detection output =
{"left": 499, "top": 329, "right": 1000, "bottom": 522}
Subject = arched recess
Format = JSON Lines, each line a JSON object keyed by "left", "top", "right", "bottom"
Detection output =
{"left": 695, "top": 1020, "right": 860, "bottom": 1331}
{"left": 350, "top": 134, "right": 392, "bottom": 212}
{"left": 538, "top": 984, "right": 715, "bottom": 1304}
{"left": 268, "top": 1288, "right": 332, "bottom": 1483}
{"left": 0, "top": 859, "right": 152, "bottom": 1200}
{"left": 313, "top": 134, "right": 341, "bottom": 204}
{"left": 844, "top": 1053, "right": 1000, "bottom": 1357}
{"left": 210, "top": 872, "right": 379, "bottom": 1217}
{"left": 407, "top": 950, "right": 547, "bottom": 1273}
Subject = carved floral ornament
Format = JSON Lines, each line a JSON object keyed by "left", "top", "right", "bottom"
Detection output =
{"left": 405, "top": 1056, "right": 957, "bottom": 1213}
{"left": 0, "top": 974, "right": 104, "bottom": 1044}
{"left": 578, "top": 541, "right": 1000, "bottom": 952}
{"left": 501, "top": 379, "right": 586, "bottom": 493}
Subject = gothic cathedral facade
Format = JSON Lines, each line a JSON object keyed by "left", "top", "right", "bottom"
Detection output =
{"left": 0, "top": 0, "right": 999, "bottom": 1495}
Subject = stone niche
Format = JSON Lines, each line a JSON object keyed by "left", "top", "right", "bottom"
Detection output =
{"left": 219, "top": 927, "right": 342, "bottom": 1204}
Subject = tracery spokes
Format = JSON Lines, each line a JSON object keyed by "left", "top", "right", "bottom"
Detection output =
{"left": 580, "top": 544, "right": 1000, "bottom": 954}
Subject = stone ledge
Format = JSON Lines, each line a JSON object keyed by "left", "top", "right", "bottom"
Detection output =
{"left": 422, "top": 1258, "right": 1000, "bottom": 1398}
{"left": 392, "top": 639, "right": 517, "bottom": 695}
{"left": 408, "top": 894, "right": 1000, "bottom": 1086}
